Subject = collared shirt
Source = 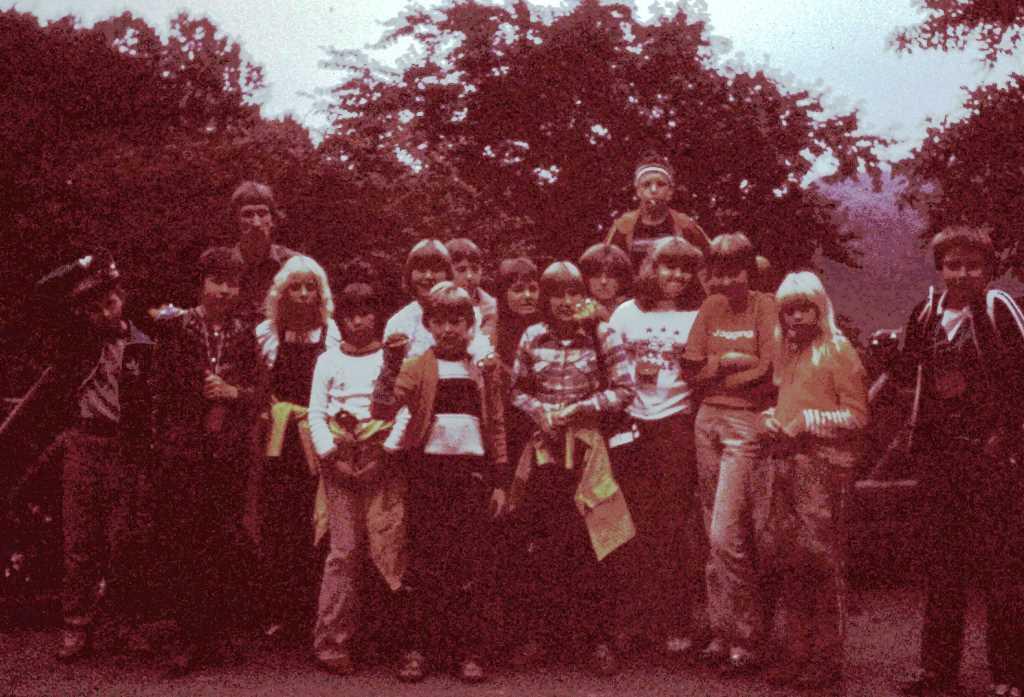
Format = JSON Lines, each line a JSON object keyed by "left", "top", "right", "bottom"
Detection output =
{"left": 78, "top": 337, "right": 126, "bottom": 423}
{"left": 510, "top": 321, "right": 634, "bottom": 428}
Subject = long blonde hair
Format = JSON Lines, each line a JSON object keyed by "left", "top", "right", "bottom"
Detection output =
{"left": 773, "top": 271, "right": 847, "bottom": 380}
{"left": 263, "top": 255, "right": 334, "bottom": 333}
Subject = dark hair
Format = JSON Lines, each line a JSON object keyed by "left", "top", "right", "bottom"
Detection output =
{"left": 634, "top": 237, "right": 704, "bottom": 311}
{"left": 336, "top": 282, "right": 381, "bottom": 318}
{"left": 198, "top": 246, "right": 243, "bottom": 281}
{"left": 403, "top": 239, "right": 453, "bottom": 294}
{"left": 421, "top": 281, "right": 475, "bottom": 327}
{"left": 496, "top": 257, "right": 539, "bottom": 307}
{"left": 931, "top": 225, "right": 996, "bottom": 273}
{"left": 538, "top": 261, "right": 586, "bottom": 325}
{"left": 706, "top": 232, "right": 758, "bottom": 278}
{"left": 578, "top": 243, "right": 633, "bottom": 296}
{"left": 445, "top": 238, "right": 483, "bottom": 265}
{"left": 230, "top": 181, "right": 278, "bottom": 214}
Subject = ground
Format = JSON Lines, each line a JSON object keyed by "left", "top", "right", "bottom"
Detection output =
{"left": 0, "top": 586, "right": 997, "bottom": 697}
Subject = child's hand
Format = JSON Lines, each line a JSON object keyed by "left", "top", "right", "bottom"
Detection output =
{"left": 489, "top": 488, "right": 507, "bottom": 519}
{"left": 761, "top": 415, "right": 784, "bottom": 437}
{"left": 719, "top": 351, "right": 758, "bottom": 371}
{"left": 203, "top": 372, "right": 238, "bottom": 401}
{"left": 382, "top": 333, "right": 409, "bottom": 369}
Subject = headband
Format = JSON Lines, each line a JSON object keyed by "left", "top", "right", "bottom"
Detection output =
{"left": 634, "top": 164, "right": 674, "bottom": 187}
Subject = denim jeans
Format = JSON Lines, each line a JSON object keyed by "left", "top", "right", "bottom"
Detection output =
{"left": 694, "top": 403, "right": 767, "bottom": 648}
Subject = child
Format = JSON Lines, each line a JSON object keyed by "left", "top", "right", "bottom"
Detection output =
{"left": 578, "top": 242, "right": 634, "bottom": 322}
{"left": 34, "top": 251, "right": 155, "bottom": 662}
{"left": 889, "top": 227, "right": 1024, "bottom": 697}
{"left": 605, "top": 153, "right": 710, "bottom": 265}
{"left": 493, "top": 257, "right": 540, "bottom": 370}
{"left": 759, "top": 271, "right": 867, "bottom": 689}
{"left": 307, "top": 281, "right": 398, "bottom": 675}
{"left": 607, "top": 237, "right": 705, "bottom": 658}
{"left": 445, "top": 238, "right": 498, "bottom": 341}
{"left": 509, "top": 262, "right": 635, "bottom": 676}
{"left": 150, "top": 247, "right": 259, "bottom": 676}
{"left": 372, "top": 282, "right": 507, "bottom": 684}
{"left": 252, "top": 255, "right": 341, "bottom": 641}
{"left": 680, "top": 232, "right": 776, "bottom": 675}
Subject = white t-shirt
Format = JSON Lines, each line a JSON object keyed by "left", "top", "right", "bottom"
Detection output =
{"left": 608, "top": 299, "right": 698, "bottom": 421}
{"left": 382, "top": 301, "right": 492, "bottom": 452}
{"left": 307, "top": 347, "right": 384, "bottom": 458}
{"left": 940, "top": 306, "right": 971, "bottom": 341}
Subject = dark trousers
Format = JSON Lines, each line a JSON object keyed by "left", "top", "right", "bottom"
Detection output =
{"left": 60, "top": 428, "right": 146, "bottom": 628}
{"left": 157, "top": 448, "right": 255, "bottom": 641}
{"left": 505, "top": 461, "right": 613, "bottom": 653}
{"left": 396, "top": 454, "right": 493, "bottom": 661}
{"left": 610, "top": 413, "right": 703, "bottom": 642}
{"left": 916, "top": 439, "right": 1024, "bottom": 685}
{"left": 257, "top": 435, "right": 320, "bottom": 632}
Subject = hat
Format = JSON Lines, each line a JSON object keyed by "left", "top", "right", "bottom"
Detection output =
{"left": 36, "top": 250, "right": 121, "bottom": 305}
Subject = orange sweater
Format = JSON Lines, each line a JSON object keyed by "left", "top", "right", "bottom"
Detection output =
{"left": 773, "top": 338, "right": 868, "bottom": 439}
{"left": 684, "top": 291, "right": 776, "bottom": 409}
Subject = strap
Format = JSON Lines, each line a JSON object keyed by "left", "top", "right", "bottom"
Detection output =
{"left": 987, "top": 288, "right": 1024, "bottom": 345}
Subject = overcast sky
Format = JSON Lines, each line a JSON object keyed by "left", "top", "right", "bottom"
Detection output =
{"left": 17, "top": 0, "right": 1021, "bottom": 156}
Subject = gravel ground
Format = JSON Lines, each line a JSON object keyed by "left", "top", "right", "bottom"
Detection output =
{"left": 0, "top": 585, "right": 996, "bottom": 697}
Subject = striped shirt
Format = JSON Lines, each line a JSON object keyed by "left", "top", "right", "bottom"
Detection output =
{"left": 511, "top": 321, "right": 634, "bottom": 427}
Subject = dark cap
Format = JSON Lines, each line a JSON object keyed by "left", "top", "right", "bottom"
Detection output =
{"left": 36, "top": 250, "right": 121, "bottom": 305}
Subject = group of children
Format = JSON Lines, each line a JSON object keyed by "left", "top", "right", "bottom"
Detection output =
{"left": 29, "top": 166, "right": 1024, "bottom": 697}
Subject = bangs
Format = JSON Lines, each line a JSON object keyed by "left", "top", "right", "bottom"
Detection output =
{"left": 707, "top": 232, "right": 755, "bottom": 273}
{"left": 652, "top": 237, "right": 703, "bottom": 269}
{"left": 407, "top": 239, "right": 452, "bottom": 270}
{"left": 540, "top": 261, "right": 586, "bottom": 297}
{"left": 336, "top": 282, "right": 379, "bottom": 315}
{"left": 578, "top": 243, "right": 632, "bottom": 281}
{"left": 423, "top": 281, "right": 475, "bottom": 325}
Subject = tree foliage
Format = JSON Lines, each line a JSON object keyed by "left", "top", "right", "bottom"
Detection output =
{"left": 893, "top": 0, "right": 1024, "bottom": 64}
{"left": 893, "top": 0, "right": 1024, "bottom": 271}
{"left": 322, "top": 0, "right": 884, "bottom": 269}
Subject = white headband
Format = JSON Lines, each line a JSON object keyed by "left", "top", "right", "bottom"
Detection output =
{"left": 634, "top": 164, "right": 674, "bottom": 187}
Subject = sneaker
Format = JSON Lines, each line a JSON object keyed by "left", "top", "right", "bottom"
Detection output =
{"left": 699, "top": 637, "right": 728, "bottom": 666}
{"left": 56, "top": 627, "right": 90, "bottom": 662}
{"left": 590, "top": 642, "right": 619, "bottom": 677}
{"left": 317, "top": 652, "right": 355, "bottom": 676}
{"left": 663, "top": 635, "right": 698, "bottom": 661}
{"left": 457, "top": 656, "right": 486, "bottom": 683}
{"left": 719, "top": 645, "right": 759, "bottom": 677}
{"left": 397, "top": 650, "right": 427, "bottom": 683}
{"left": 897, "top": 668, "right": 958, "bottom": 695}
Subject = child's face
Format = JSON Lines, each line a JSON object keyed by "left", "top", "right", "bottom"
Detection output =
{"left": 426, "top": 313, "right": 472, "bottom": 355}
{"left": 781, "top": 300, "right": 820, "bottom": 345}
{"left": 341, "top": 310, "right": 377, "bottom": 347}
{"left": 77, "top": 289, "right": 125, "bottom": 336}
{"left": 656, "top": 262, "right": 692, "bottom": 301}
{"left": 286, "top": 274, "right": 320, "bottom": 307}
{"left": 635, "top": 172, "right": 673, "bottom": 215}
{"left": 940, "top": 245, "right": 989, "bottom": 301}
{"left": 201, "top": 274, "right": 240, "bottom": 317}
{"left": 507, "top": 279, "right": 539, "bottom": 317}
{"left": 237, "top": 203, "right": 274, "bottom": 247}
{"left": 452, "top": 260, "right": 482, "bottom": 295}
{"left": 588, "top": 271, "right": 620, "bottom": 303}
{"left": 410, "top": 265, "right": 449, "bottom": 302}
{"left": 707, "top": 266, "right": 749, "bottom": 301}
{"left": 549, "top": 287, "right": 584, "bottom": 324}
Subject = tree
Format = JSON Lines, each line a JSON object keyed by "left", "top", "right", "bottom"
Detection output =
{"left": 893, "top": 0, "right": 1024, "bottom": 64}
{"left": 892, "top": 1, "right": 1024, "bottom": 270}
{"left": 321, "top": 0, "right": 884, "bottom": 268}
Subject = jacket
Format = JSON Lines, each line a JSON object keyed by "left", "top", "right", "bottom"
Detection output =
{"left": 371, "top": 349, "right": 508, "bottom": 468}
